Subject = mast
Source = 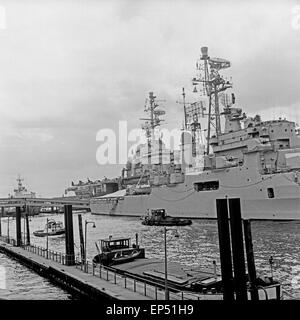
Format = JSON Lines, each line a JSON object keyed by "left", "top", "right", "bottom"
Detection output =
{"left": 193, "top": 47, "right": 232, "bottom": 154}
{"left": 15, "top": 174, "right": 26, "bottom": 193}
{"left": 182, "top": 88, "right": 187, "bottom": 130}
{"left": 140, "top": 92, "right": 165, "bottom": 164}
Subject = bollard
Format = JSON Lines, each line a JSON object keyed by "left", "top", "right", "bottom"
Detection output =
{"left": 155, "top": 285, "right": 157, "bottom": 299}
{"left": 216, "top": 199, "right": 235, "bottom": 301}
{"left": 228, "top": 198, "right": 248, "bottom": 301}
{"left": 125, "top": 276, "right": 127, "bottom": 288}
{"left": 114, "top": 272, "right": 116, "bottom": 284}
{"left": 134, "top": 280, "right": 136, "bottom": 292}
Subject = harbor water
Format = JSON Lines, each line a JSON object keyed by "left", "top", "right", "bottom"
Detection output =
{"left": 0, "top": 252, "right": 72, "bottom": 300}
{"left": 0, "top": 212, "right": 300, "bottom": 299}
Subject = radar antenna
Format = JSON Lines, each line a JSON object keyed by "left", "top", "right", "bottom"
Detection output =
{"left": 140, "top": 92, "right": 165, "bottom": 163}
{"left": 193, "top": 47, "right": 232, "bottom": 154}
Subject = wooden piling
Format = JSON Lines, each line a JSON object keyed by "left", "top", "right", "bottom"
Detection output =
{"left": 25, "top": 212, "right": 30, "bottom": 245}
{"left": 78, "top": 214, "right": 85, "bottom": 263}
{"left": 243, "top": 219, "right": 259, "bottom": 300}
{"left": 228, "top": 198, "right": 248, "bottom": 301}
{"left": 0, "top": 207, "right": 3, "bottom": 236}
{"left": 135, "top": 233, "right": 139, "bottom": 248}
{"left": 16, "top": 206, "right": 22, "bottom": 246}
{"left": 216, "top": 198, "right": 235, "bottom": 301}
{"left": 64, "top": 205, "right": 75, "bottom": 265}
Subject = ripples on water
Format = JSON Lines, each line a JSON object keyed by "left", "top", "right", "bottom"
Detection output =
{"left": 1, "top": 213, "right": 300, "bottom": 299}
{"left": 0, "top": 253, "right": 72, "bottom": 300}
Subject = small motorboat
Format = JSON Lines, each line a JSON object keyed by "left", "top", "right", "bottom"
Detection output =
{"left": 93, "top": 236, "right": 145, "bottom": 266}
{"left": 141, "top": 209, "right": 192, "bottom": 226}
{"left": 33, "top": 219, "right": 65, "bottom": 237}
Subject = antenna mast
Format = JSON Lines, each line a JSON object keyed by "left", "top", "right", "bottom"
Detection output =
{"left": 140, "top": 92, "right": 165, "bottom": 163}
{"left": 193, "top": 47, "right": 232, "bottom": 154}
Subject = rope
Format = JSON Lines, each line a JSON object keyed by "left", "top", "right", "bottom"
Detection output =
{"left": 165, "top": 186, "right": 195, "bottom": 193}
{"left": 282, "top": 289, "right": 299, "bottom": 300}
{"left": 219, "top": 175, "right": 274, "bottom": 189}
{"left": 282, "top": 174, "right": 300, "bottom": 186}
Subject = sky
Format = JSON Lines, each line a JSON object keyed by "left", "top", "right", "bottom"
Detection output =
{"left": 0, "top": 0, "right": 299, "bottom": 197}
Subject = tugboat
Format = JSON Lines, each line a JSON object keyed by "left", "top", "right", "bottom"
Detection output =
{"left": 141, "top": 209, "right": 192, "bottom": 226}
{"left": 33, "top": 219, "right": 65, "bottom": 237}
{"left": 93, "top": 235, "right": 145, "bottom": 266}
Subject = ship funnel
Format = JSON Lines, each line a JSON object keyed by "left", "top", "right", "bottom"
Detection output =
{"left": 201, "top": 46, "right": 208, "bottom": 59}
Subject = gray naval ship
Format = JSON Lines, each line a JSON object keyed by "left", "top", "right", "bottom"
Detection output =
{"left": 90, "top": 47, "right": 300, "bottom": 220}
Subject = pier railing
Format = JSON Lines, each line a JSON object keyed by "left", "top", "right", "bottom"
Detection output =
{"left": 0, "top": 235, "right": 16, "bottom": 246}
{"left": 23, "top": 244, "right": 69, "bottom": 265}
{"left": 74, "top": 258, "right": 212, "bottom": 300}
{"left": 0, "top": 236, "right": 69, "bottom": 266}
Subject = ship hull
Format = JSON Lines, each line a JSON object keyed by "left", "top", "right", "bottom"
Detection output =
{"left": 90, "top": 169, "right": 300, "bottom": 220}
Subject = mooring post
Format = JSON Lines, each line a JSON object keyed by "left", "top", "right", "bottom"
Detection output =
{"left": 25, "top": 212, "right": 30, "bottom": 245}
{"left": 216, "top": 199, "right": 235, "bottom": 301}
{"left": 16, "top": 206, "right": 22, "bottom": 246}
{"left": 135, "top": 233, "right": 139, "bottom": 248}
{"left": 0, "top": 207, "right": 3, "bottom": 236}
{"left": 78, "top": 214, "right": 85, "bottom": 264}
{"left": 243, "top": 219, "right": 259, "bottom": 300}
{"left": 64, "top": 204, "right": 75, "bottom": 265}
{"left": 228, "top": 198, "right": 248, "bottom": 301}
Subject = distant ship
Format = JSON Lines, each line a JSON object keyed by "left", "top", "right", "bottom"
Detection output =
{"left": 5, "top": 175, "right": 40, "bottom": 216}
{"left": 90, "top": 47, "right": 300, "bottom": 220}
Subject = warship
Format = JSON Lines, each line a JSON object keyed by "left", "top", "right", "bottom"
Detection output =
{"left": 5, "top": 175, "right": 40, "bottom": 216}
{"left": 90, "top": 47, "right": 300, "bottom": 220}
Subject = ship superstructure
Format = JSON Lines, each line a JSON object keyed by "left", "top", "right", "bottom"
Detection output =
{"left": 65, "top": 178, "right": 119, "bottom": 199}
{"left": 9, "top": 175, "right": 36, "bottom": 199}
{"left": 90, "top": 48, "right": 300, "bottom": 219}
{"left": 6, "top": 175, "right": 40, "bottom": 216}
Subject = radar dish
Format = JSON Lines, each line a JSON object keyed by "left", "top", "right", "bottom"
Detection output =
{"left": 209, "top": 57, "right": 231, "bottom": 70}
{"left": 154, "top": 110, "right": 166, "bottom": 116}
